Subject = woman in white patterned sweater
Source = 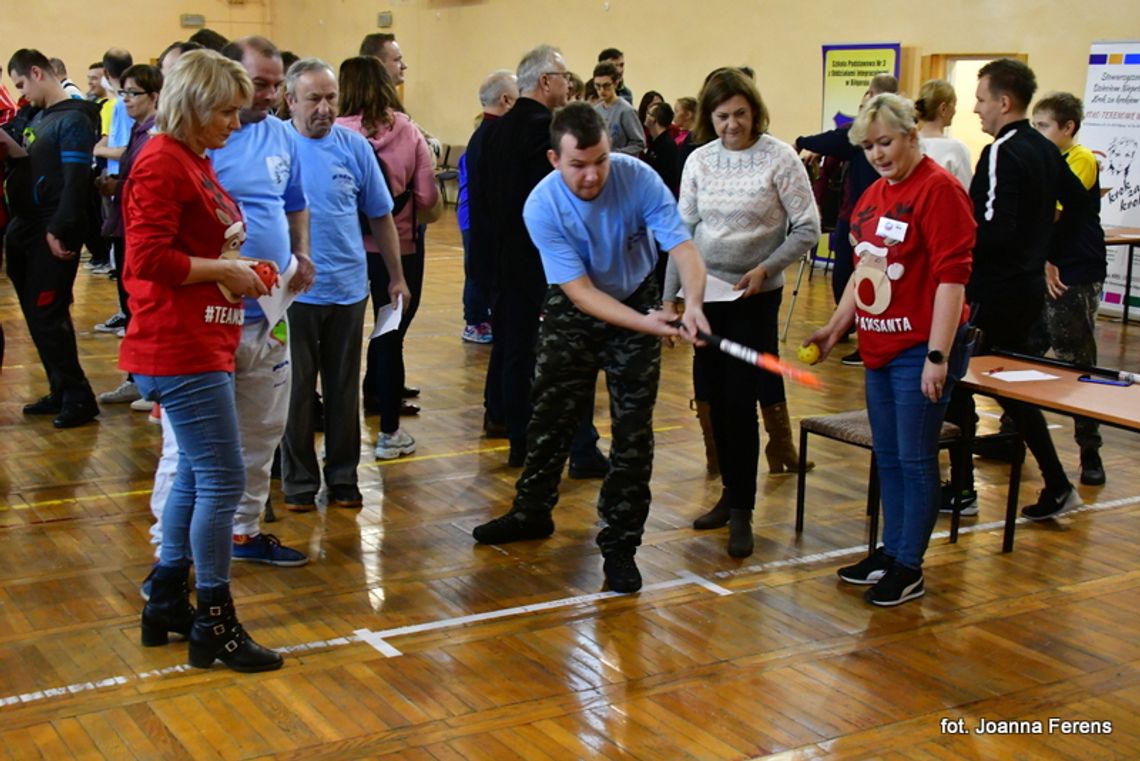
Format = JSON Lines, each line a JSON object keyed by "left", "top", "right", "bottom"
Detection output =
{"left": 663, "top": 68, "right": 820, "bottom": 558}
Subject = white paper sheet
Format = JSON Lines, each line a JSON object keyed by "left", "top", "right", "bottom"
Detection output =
{"left": 988, "top": 370, "right": 1060, "bottom": 382}
{"left": 255, "top": 256, "right": 300, "bottom": 327}
{"left": 678, "top": 274, "right": 745, "bottom": 303}
{"left": 369, "top": 294, "right": 403, "bottom": 339}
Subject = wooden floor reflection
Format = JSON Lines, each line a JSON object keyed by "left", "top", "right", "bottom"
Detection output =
{"left": 1, "top": 213, "right": 1138, "bottom": 759}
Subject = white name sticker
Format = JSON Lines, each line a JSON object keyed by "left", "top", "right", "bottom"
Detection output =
{"left": 876, "top": 216, "right": 909, "bottom": 242}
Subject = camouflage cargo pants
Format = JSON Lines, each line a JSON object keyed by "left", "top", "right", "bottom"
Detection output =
{"left": 513, "top": 276, "right": 661, "bottom": 555}
{"left": 1027, "top": 281, "right": 1103, "bottom": 450}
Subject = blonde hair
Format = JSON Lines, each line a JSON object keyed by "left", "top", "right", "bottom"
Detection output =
{"left": 849, "top": 93, "right": 917, "bottom": 144}
{"left": 156, "top": 49, "right": 252, "bottom": 144}
{"left": 915, "top": 79, "right": 956, "bottom": 122}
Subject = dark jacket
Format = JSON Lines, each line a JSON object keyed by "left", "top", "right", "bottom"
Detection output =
{"left": 967, "top": 119, "right": 1088, "bottom": 303}
{"left": 644, "top": 129, "right": 680, "bottom": 199}
{"left": 1050, "top": 148, "right": 1107, "bottom": 287}
{"left": 4, "top": 97, "right": 99, "bottom": 250}
{"left": 472, "top": 96, "right": 554, "bottom": 292}
{"left": 463, "top": 113, "right": 500, "bottom": 288}
{"left": 796, "top": 125, "right": 878, "bottom": 224}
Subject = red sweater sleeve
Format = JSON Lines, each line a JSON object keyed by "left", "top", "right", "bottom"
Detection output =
{"left": 921, "top": 174, "right": 975, "bottom": 286}
{"left": 124, "top": 145, "right": 194, "bottom": 287}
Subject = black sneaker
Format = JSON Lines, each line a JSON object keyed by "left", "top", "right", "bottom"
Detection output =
{"left": 569, "top": 449, "right": 609, "bottom": 479}
{"left": 972, "top": 436, "right": 1016, "bottom": 462}
{"left": 938, "top": 481, "right": 979, "bottom": 516}
{"left": 327, "top": 484, "right": 363, "bottom": 509}
{"left": 472, "top": 511, "right": 554, "bottom": 544}
{"left": 285, "top": 492, "right": 317, "bottom": 513}
{"left": 864, "top": 563, "right": 924, "bottom": 606}
{"left": 1079, "top": 449, "right": 1105, "bottom": 486}
{"left": 53, "top": 398, "right": 100, "bottom": 429}
{"left": 23, "top": 393, "right": 62, "bottom": 415}
{"left": 840, "top": 350, "right": 863, "bottom": 366}
{"left": 602, "top": 552, "right": 642, "bottom": 593}
{"left": 1021, "top": 485, "right": 1081, "bottom": 521}
{"left": 837, "top": 547, "right": 894, "bottom": 585}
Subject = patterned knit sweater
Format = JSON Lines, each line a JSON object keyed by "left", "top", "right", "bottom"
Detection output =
{"left": 664, "top": 134, "right": 820, "bottom": 301}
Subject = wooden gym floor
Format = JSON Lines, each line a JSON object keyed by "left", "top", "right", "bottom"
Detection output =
{"left": 1, "top": 213, "right": 1138, "bottom": 760}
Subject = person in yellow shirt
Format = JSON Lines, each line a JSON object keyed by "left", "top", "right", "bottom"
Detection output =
{"left": 1029, "top": 92, "right": 1109, "bottom": 486}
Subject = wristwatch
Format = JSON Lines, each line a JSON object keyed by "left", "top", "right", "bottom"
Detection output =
{"left": 927, "top": 349, "right": 946, "bottom": 365}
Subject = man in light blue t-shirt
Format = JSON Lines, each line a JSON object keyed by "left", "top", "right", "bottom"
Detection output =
{"left": 282, "top": 58, "right": 408, "bottom": 513}
{"left": 147, "top": 37, "right": 315, "bottom": 571}
{"left": 473, "top": 103, "right": 709, "bottom": 593}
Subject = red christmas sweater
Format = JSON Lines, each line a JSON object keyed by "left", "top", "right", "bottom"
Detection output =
{"left": 849, "top": 156, "right": 975, "bottom": 369}
{"left": 119, "top": 135, "right": 247, "bottom": 376}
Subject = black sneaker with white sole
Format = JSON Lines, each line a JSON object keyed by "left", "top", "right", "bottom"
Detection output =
{"left": 864, "top": 563, "right": 924, "bottom": 606}
{"left": 1020, "top": 485, "right": 1081, "bottom": 521}
{"left": 837, "top": 547, "right": 893, "bottom": 585}
{"left": 938, "top": 481, "right": 979, "bottom": 516}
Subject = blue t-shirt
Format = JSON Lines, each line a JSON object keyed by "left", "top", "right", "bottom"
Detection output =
{"left": 289, "top": 124, "right": 393, "bottom": 306}
{"left": 107, "top": 98, "right": 131, "bottom": 175}
{"left": 523, "top": 152, "right": 690, "bottom": 300}
{"left": 209, "top": 117, "right": 307, "bottom": 321}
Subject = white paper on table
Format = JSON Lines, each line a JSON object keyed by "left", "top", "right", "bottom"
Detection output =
{"left": 369, "top": 294, "right": 403, "bottom": 339}
{"left": 988, "top": 370, "right": 1060, "bottom": 382}
{"left": 678, "top": 274, "right": 745, "bottom": 303}
{"left": 255, "top": 255, "right": 300, "bottom": 327}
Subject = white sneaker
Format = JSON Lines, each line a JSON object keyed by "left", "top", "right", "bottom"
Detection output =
{"left": 130, "top": 397, "right": 153, "bottom": 411}
{"left": 375, "top": 429, "right": 416, "bottom": 460}
{"left": 98, "top": 379, "right": 142, "bottom": 404}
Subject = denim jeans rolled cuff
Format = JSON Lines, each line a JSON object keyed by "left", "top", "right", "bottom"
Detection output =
{"left": 134, "top": 371, "right": 245, "bottom": 588}
{"left": 865, "top": 337, "right": 968, "bottom": 570}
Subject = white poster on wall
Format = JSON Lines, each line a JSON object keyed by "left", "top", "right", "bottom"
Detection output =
{"left": 1082, "top": 41, "right": 1140, "bottom": 315}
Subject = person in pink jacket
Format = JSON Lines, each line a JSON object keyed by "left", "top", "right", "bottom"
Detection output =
{"left": 336, "top": 56, "right": 439, "bottom": 459}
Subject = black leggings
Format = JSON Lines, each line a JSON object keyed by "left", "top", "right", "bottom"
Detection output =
{"left": 364, "top": 248, "right": 425, "bottom": 434}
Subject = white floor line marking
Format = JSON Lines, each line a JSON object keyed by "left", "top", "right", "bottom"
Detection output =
{"left": 713, "top": 494, "right": 1140, "bottom": 579}
{"left": 372, "top": 577, "right": 693, "bottom": 640}
{"left": 675, "top": 570, "right": 733, "bottom": 596}
{"left": 354, "top": 629, "right": 403, "bottom": 657}
{"left": 4, "top": 496, "right": 1137, "bottom": 708}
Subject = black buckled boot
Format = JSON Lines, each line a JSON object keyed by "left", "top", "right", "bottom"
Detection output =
{"left": 188, "top": 585, "right": 283, "bottom": 673}
{"left": 140, "top": 564, "right": 196, "bottom": 646}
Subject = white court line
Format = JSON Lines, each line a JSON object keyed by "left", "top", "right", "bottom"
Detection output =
{"left": 0, "top": 572, "right": 705, "bottom": 707}
{"left": 713, "top": 494, "right": 1140, "bottom": 579}
{"left": 3, "top": 498, "right": 1135, "bottom": 709}
{"left": 354, "top": 629, "right": 403, "bottom": 657}
{"left": 675, "top": 570, "right": 733, "bottom": 596}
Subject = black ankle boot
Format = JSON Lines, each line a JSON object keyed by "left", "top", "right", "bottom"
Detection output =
{"left": 140, "top": 565, "right": 196, "bottom": 647}
{"left": 693, "top": 491, "right": 731, "bottom": 530}
{"left": 189, "top": 585, "right": 283, "bottom": 673}
{"left": 727, "top": 509, "right": 754, "bottom": 558}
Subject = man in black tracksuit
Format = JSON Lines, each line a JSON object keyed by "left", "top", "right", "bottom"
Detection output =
{"left": 5, "top": 49, "right": 101, "bottom": 427}
{"left": 945, "top": 59, "right": 1089, "bottom": 521}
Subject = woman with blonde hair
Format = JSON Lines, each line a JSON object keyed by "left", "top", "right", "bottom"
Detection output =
{"left": 336, "top": 56, "right": 439, "bottom": 459}
{"left": 124, "top": 49, "right": 281, "bottom": 671}
{"left": 805, "top": 93, "right": 976, "bottom": 606}
{"left": 915, "top": 78, "right": 972, "bottom": 188}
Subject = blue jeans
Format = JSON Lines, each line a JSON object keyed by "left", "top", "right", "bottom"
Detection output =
{"left": 461, "top": 228, "right": 493, "bottom": 326}
{"left": 864, "top": 339, "right": 967, "bottom": 570}
{"left": 135, "top": 371, "right": 244, "bottom": 589}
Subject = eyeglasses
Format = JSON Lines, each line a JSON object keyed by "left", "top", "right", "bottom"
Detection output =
{"left": 118, "top": 89, "right": 149, "bottom": 99}
{"left": 543, "top": 71, "right": 571, "bottom": 81}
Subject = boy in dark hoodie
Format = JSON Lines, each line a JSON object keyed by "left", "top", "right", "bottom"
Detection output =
{"left": 5, "top": 48, "right": 101, "bottom": 428}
